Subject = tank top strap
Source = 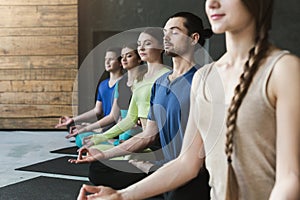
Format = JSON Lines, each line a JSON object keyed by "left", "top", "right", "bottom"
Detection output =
{"left": 263, "top": 50, "right": 290, "bottom": 82}
{"left": 261, "top": 50, "right": 290, "bottom": 109}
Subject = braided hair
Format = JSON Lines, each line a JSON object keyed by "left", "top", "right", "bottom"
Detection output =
{"left": 224, "top": 0, "right": 274, "bottom": 199}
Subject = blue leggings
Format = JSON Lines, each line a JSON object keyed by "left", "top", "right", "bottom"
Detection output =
{"left": 75, "top": 132, "right": 94, "bottom": 147}
{"left": 75, "top": 132, "right": 133, "bottom": 148}
{"left": 75, "top": 126, "right": 142, "bottom": 148}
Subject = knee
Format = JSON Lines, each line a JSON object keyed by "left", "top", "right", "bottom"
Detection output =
{"left": 75, "top": 135, "right": 83, "bottom": 147}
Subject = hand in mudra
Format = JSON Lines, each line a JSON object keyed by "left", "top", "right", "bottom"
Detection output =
{"left": 77, "top": 184, "right": 123, "bottom": 200}
{"left": 68, "top": 147, "right": 104, "bottom": 164}
{"left": 55, "top": 116, "right": 73, "bottom": 128}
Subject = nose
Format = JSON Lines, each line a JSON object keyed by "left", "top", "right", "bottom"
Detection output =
{"left": 105, "top": 59, "right": 110, "bottom": 66}
{"left": 138, "top": 44, "right": 145, "bottom": 51}
{"left": 206, "top": 0, "right": 220, "bottom": 9}
{"left": 163, "top": 32, "right": 170, "bottom": 41}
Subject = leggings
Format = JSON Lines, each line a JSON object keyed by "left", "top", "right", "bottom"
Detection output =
{"left": 89, "top": 160, "right": 210, "bottom": 200}
{"left": 75, "top": 123, "right": 116, "bottom": 147}
{"left": 89, "top": 160, "right": 148, "bottom": 189}
{"left": 163, "top": 166, "right": 210, "bottom": 200}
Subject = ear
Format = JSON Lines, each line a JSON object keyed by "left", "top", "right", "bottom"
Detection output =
{"left": 191, "top": 32, "right": 200, "bottom": 46}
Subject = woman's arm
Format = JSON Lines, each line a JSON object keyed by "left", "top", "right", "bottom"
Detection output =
{"left": 269, "top": 54, "right": 300, "bottom": 199}
{"left": 69, "top": 120, "right": 159, "bottom": 164}
{"left": 121, "top": 133, "right": 204, "bottom": 200}
{"left": 97, "top": 120, "right": 158, "bottom": 159}
{"left": 77, "top": 99, "right": 120, "bottom": 134}
{"left": 90, "top": 95, "right": 139, "bottom": 145}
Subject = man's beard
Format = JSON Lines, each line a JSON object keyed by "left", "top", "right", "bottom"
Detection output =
{"left": 164, "top": 50, "right": 178, "bottom": 57}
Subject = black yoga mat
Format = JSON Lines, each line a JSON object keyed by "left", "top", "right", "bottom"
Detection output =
{"left": 15, "top": 156, "right": 89, "bottom": 177}
{"left": 50, "top": 146, "right": 79, "bottom": 155}
{"left": 0, "top": 176, "right": 90, "bottom": 200}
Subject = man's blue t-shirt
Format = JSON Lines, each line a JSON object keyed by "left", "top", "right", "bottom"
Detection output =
{"left": 148, "top": 66, "right": 199, "bottom": 167}
{"left": 96, "top": 78, "right": 116, "bottom": 117}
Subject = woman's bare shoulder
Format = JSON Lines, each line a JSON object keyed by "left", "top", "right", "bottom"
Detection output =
{"left": 269, "top": 49, "right": 300, "bottom": 97}
{"left": 272, "top": 50, "right": 300, "bottom": 78}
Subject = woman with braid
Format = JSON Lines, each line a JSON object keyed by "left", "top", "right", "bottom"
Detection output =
{"left": 77, "top": 0, "right": 300, "bottom": 199}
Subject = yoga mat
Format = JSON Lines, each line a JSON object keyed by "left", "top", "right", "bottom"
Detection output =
{"left": 0, "top": 176, "right": 90, "bottom": 200}
{"left": 50, "top": 146, "right": 79, "bottom": 155}
{"left": 15, "top": 156, "right": 89, "bottom": 177}
{"left": 50, "top": 143, "right": 116, "bottom": 156}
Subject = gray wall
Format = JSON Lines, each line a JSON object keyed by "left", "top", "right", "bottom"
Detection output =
{"left": 78, "top": 0, "right": 299, "bottom": 114}
{"left": 271, "top": 0, "right": 300, "bottom": 55}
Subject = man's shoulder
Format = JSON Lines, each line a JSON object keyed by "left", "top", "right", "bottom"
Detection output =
{"left": 154, "top": 71, "right": 170, "bottom": 83}
{"left": 98, "top": 78, "right": 110, "bottom": 89}
{"left": 100, "top": 78, "right": 109, "bottom": 84}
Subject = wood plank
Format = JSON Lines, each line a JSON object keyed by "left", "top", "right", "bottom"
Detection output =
{"left": 0, "top": 36, "right": 77, "bottom": 55}
{"left": 0, "top": 104, "right": 76, "bottom": 117}
{"left": 0, "top": 1, "right": 79, "bottom": 129}
{"left": 0, "top": 68, "right": 78, "bottom": 80}
{"left": 0, "top": 92, "right": 74, "bottom": 105}
{"left": 0, "top": 80, "right": 76, "bottom": 92}
{"left": 0, "top": 55, "right": 77, "bottom": 69}
{"left": 0, "top": 5, "right": 77, "bottom": 27}
{"left": 0, "top": 0, "right": 77, "bottom": 6}
{"left": 0, "top": 27, "right": 77, "bottom": 36}
{"left": 0, "top": 117, "right": 69, "bottom": 129}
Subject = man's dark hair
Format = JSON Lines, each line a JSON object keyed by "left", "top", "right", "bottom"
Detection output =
{"left": 106, "top": 47, "right": 122, "bottom": 62}
{"left": 168, "top": 12, "right": 213, "bottom": 46}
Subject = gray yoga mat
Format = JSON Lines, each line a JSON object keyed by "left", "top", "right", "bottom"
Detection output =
{"left": 0, "top": 176, "right": 90, "bottom": 200}
{"left": 15, "top": 156, "right": 89, "bottom": 177}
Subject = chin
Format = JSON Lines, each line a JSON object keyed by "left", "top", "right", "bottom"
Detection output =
{"left": 165, "top": 50, "right": 178, "bottom": 57}
{"left": 106, "top": 68, "right": 114, "bottom": 72}
{"left": 211, "top": 26, "right": 226, "bottom": 34}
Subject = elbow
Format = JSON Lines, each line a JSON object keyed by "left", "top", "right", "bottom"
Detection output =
{"left": 112, "top": 115, "right": 119, "bottom": 122}
{"left": 94, "top": 109, "right": 102, "bottom": 117}
{"left": 107, "top": 114, "right": 118, "bottom": 123}
{"left": 270, "top": 171, "right": 300, "bottom": 199}
{"left": 109, "top": 110, "right": 120, "bottom": 122}
{"left": 127, "top": 135, "right": 153, "bottom": 152}
{"left": 148, "top": 135, "right": 158, "bottom": 145}
{"left": 179, "top": 155, "right": 203, "bottom": 180}
{"left": 188, "top": 164, "right": 202, "bottom": 180}
{"left": 139, "top": 137, "right": 154, "bottom": 150}
{"left": 141, "top": 130, "right": 159, "bottom": 148}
